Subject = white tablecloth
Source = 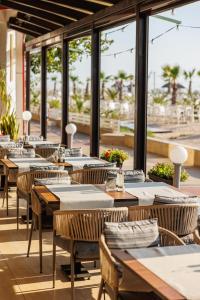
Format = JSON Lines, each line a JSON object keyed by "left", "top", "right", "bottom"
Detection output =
{"left": 127, "top": 245, "right": 200, "bottom": 300}
{"left": 46, "top": 184, "right": 114, "bottom": 210}
{"left": 64, "top": 156, "right": 106, "bottom": 170}
{"left": 0, "top": 141, "right": 16, "bottom": 148}
{"left": 125, "top": 182, "right": 188, "bottom": 205}
{"left": 11, "top": 157, "right": 53, "bottom": 173}
{"left": 28, "top": 140, "right": 58, "bottom": 147}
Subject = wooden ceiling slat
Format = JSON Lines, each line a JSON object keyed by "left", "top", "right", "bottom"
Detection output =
{"left": 9, "top": 17, "right": 50, "bottom": 35}
{"left": 85, "top": 0, "right": 115, "bottom": 6}
{"left": 8, "top": 23, "right": 40, "bottom": 37}
{"left": 0, "top": 0, "right": 72, "bottom": 26}
{"left": 17, "top": 12, "right": 60, "bottom": 31}
{"left": 106, "top": 0, "right": 121, "bottom": 3}
{"left": 10, "top": 0, "right": 89, "bottom": 20}
{"left": 41, "top": 0, "right": 106, "bottom": 13}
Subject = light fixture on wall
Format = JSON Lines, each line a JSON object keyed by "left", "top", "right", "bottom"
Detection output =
{"left": 169, "top": 145, "right": 188, "bottom": 188}
{"left": 22, "top": 110, "right": 32, "bottom": 141}
{"left": 65, "top": 123, "right": 77, "bottom": 148}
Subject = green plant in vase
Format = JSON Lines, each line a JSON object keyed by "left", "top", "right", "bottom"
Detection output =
{"left": 0, "top": 68, "right": 19, "bottom": 140}
{"left": 0, "top": 112, "right": 19, "bottom": 141}
{"left": 101, "top": 148, "right": 128, "bottom": 168}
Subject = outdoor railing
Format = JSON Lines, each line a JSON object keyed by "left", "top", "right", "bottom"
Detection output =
{"left": 30, "top": 107, "right": 120, "bottom": 132}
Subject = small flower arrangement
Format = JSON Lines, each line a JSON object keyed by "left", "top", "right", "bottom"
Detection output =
{"left": 148, "top": 163, "right": 189, "bottom": 182}
{"left": 101, "top": 148, "right": 129, "bottom": 167}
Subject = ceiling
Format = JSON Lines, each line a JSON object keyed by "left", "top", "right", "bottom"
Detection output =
{"left": 0, "top": 0, "right": 120, "bottom": 37}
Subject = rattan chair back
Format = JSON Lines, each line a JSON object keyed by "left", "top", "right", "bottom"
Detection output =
{"left": 70, "top": 168, "right": 116, "bottom": 184}
{"left": 128, "top": 204, "right": 199, "bottom": 236}
{"left": 53, "top": 208, "right": 128, "bottom": 241}
{"left": 35, "top": 147, "right": 57, "bottom": 158}
{"left": 17, "top": 170, "right": 69, "bottom": 195}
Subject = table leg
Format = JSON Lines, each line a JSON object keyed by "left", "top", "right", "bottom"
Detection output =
{"left": 61, "top": 262, "right": 91, "bottom": 280}
{"left": 5, "top": 175, "right": 8, "bottom": 216}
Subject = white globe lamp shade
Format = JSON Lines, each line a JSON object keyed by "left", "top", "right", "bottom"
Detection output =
{"left": 65, "top": 123, "right": 77, "bottom": 135}
{"left": 23, "top": 111, "right": 32, "bottom": 121}
{"left": 169, "top": 146, "right": 188, "bottom": 165}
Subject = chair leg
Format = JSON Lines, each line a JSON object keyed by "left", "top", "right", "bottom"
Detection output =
{"left": 26, "top": 200, "right": 30, "bottom": 239}
{"left": 16, "top": 192, "right": 19, "bottom": 230}
{"left": 2, "top": 192, "right": 5, "bottom": 208}
{"left": 39, "top": 214, "right": 43, "bottom": 273}
{"left": 27, "top": 213, "right": 34, "bottom": 257}
{"left": 6, "top": 179, "right": 8, "bottom": 216}
{"left": 70, "top": 244, "right": 75, "bottom": 300}
{"left": 94, "top": 260, "right": 97, "bottom": 268}
{"left": 52, "top": 234, "right": 56, "bottom": 288}
{"left": 97, "top": 278, "right": 104, "bottom": 300}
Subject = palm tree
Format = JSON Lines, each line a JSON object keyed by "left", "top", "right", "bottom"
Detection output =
{"left": 183, "top": 69, "right": 195, "bottom": 96}
{"left": 170, "top": 65, "right": 181, "bottom": 105}
{"left": 51, "top": 75, "right": 57, "bottom": 97}
{"left": 162, "top": 65, "right": 172, "bottom": 94}
{"left": 72, "top": 94, "right": 84, "bottom": 113}
{"left": 70, "top": 74, "right": 80, "bottom": 95}
{"left": 128, "top": 74, "right": 134, "bottom": 95}
{"left": 114, "top": 70, "right": 130, "bottom": 101}
{"left": 105, "top": 88, "right": 118, "bottom": 101}
{"left": 162, "top": 65, "right": 180, "bottom": 105}
{"left": 100, "top": 72, "right": 111, "bottom": 100}
{"left": 84, "top": 78, "right": 90, "bottom": 99}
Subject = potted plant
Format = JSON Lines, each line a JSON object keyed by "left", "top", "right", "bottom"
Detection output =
{"left": 0, "top": 112, "right": 19, "bottom": 141}
{"left": 100, "top": 148, "right": 128, "bottom": 168}
{"left": 148, "top": 162, "right": 189, "bottom": 185}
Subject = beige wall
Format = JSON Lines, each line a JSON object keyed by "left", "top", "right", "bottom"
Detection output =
{"left": 0, "top": 9, "right": 24, "bottom": 136}
{"left": 0, "top": 9, "right": 16, "bottom": 68}
{"left": 101, "top": 133, "right": 200, "bottom": 167}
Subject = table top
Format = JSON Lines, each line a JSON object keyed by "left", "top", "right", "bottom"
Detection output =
{"left": 111, "top": 248, "right": 186, "bottom": 300}
{"left": 0, "top": 158, "right": 18, "bottom": 169}
{"left": 63, "top": 156, "right": 106, "bottom": 170}
{"left": 54, "top": 161, "right": 72, "bottom": 168}
{"left": 33, "top": 183, "right": 200, "bottom": 206}
{"left": 34, "top": 184, "right": 137, "bottom": 205}
{"left": 1, "top": 158, "right": 71, "bottom": 169}
{"left": 0, "top": 157, "right": 103, "bottom": 170}
{"left": 0, "top": 158, "right": 55, "bottom": 177}
{"left": 46, "top": 184, "right": 114, "bottom": 210}
{"left": 28, "top": 140, "right": 58, "bottom": 146}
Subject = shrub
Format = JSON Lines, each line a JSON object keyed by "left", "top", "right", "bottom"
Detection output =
{"left": 148, "top": 162, "right": 189, "bottom": 182}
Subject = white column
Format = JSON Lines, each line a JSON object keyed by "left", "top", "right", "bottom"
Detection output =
{"left": 6, "top": 30, "right": 24, "bottom": 136}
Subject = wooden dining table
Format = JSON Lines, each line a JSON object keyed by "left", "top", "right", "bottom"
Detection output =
{"left": 0, "top": 158, "right": 71, "bottom": 215}
{"left": 111, "top": 244, "right": 200, "bottom": 300}
{"left": 33, "top": 184, "right": 138, "bottom": 210}
{"left": 33, "top": 182, "right": 200, "bottom": 211}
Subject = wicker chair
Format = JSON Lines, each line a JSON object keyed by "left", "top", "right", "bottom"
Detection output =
{"left": 17, "top": 170, "right": 69, "bottom": 236}
{"left": 35, "top": 147, "right": 58, "bottom": 158}
{"left": 0, "top": 150, "right": 7, "bottom": 207}
{"left": 98, "top": 228, "right": 184, "bottom": 300}
{"left": 0, "top": 175, "right": 6, "bottom": 207}
{"left": 128, "top": 204, "right": 200, "bottom": 244}
{"left": 27, "top": 189, "right": 44, "bottom": 273}
{"left": 0, "top": 148, "right": 8, "bottom": 159}
{"left": 70, "top": 168, "right": 116, "bottom": 184}
{"left": 53, "top": 208, "right": 128, "bottom": 300}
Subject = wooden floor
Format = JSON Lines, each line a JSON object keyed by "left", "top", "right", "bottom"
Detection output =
{"left": 0, "top": 192, "right": 101, "bottom": 300}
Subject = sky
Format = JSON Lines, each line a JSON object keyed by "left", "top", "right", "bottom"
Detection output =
{"left": 70, "top": 0, "right": 200, "bottom": 91}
